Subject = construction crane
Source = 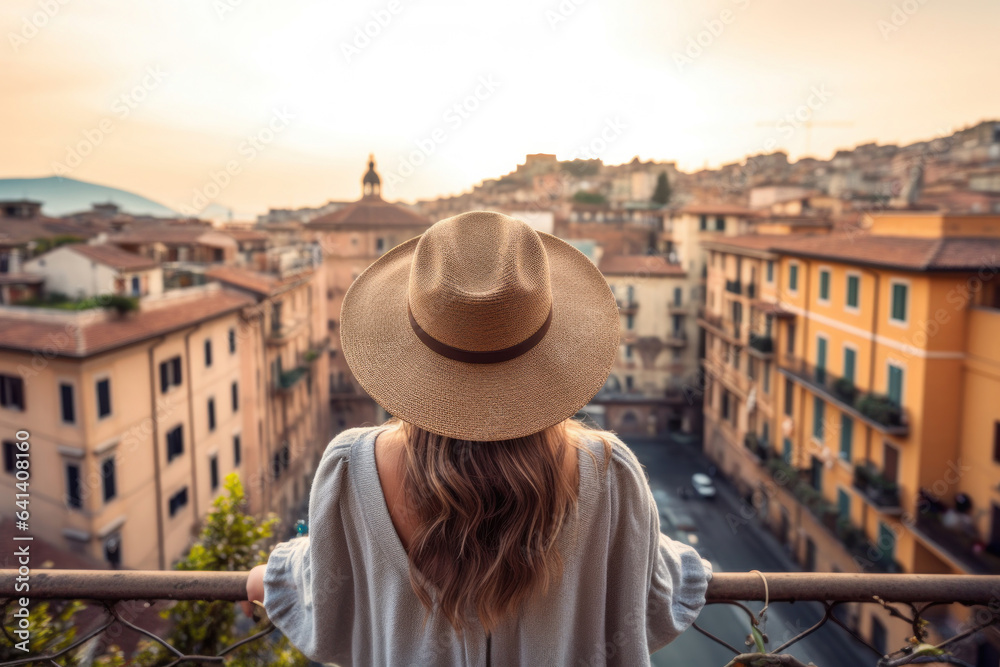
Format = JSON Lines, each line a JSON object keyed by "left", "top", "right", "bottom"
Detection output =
{"left": 756, "top": 120, "right": 855, "bottom": 158}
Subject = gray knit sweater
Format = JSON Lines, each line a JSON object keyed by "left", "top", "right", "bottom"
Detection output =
{"left": 263, "top": 426, "right": 712, "bottom": 666}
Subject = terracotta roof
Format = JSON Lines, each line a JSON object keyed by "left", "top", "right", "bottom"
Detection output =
{"left": 705, "top": 233, "right": 1000, "bottom": 272}
{"left": 676, "top": 203, "right": 755, "bottom": 216}
{"left": 108, "top": 226, "right": 236, "bottom": 247}
{"left": 307, "top": 196, "right": 430, "bottom": 229}
{"left": 599, "top": 254, "right": 685, "bottom": 277}
{"left": 0, "top": 273, "right": 44, "bottom": 285}
{"left": 205, "top": 265, "right": 284, "bottom": 296}
{"left": 0, "top": 218, "right": 100, "bottom": 246}
{"left": 223, "top": 229, "right": 270, "bottom": 242}
{"left": 0, "top": 288, "right": 253, "bottom": 357}
{"left": 66, "top": 244, "right": 159, "bottom": 271}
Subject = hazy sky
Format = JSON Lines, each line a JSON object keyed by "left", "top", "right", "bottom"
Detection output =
{"left": 2, "top": 0, "right": 998, "bottom": 218}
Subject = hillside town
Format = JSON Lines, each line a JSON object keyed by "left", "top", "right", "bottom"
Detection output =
{"left": 1, "top": 120, "right": 999, "bottom": 663}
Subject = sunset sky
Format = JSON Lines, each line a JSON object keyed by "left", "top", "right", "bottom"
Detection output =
{"left": 2, "top": 0, "right": 998, "bottom": 218}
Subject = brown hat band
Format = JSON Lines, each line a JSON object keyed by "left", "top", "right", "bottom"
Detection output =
{"left": 407, "top": 301, "right": 553, "bottom": 365}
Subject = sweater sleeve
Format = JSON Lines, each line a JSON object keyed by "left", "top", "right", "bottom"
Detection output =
{"left": 606, "top": 438, "right": 713, "bottom": 653}
{"left": 262, "top": 431, "right": 359, "bottom": 664}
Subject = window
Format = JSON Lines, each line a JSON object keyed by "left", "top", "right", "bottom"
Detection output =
{"left": 204, "top": 339, "right": 213, "bottom": 367}
{"left": 766, "top": 260, "right": 774, "bottom": 283}
{"left": 721, "top": 390, "right": 730, "bottom": 420}
{"left": 810, "top": 455, "right": 823, "bottom": 491}
{"left": 168, "top": 487, "right": 189, "bottom": 517}
{"left": 699, "top": 214, "right": 707, "bottom": 230}
{"left": 624, "top": 344, "right": 633, "bottom": 359}
{"left": 786, "top": 322, "right": 796, "bottom": 355}
{"left": 228, "top": 328, "right": 236, "bottom": 354}
{"left": 0, "top": 374, "right": 25, "bottom": 411}
{"left": 715, "top": 216, "right": 725, "bottom": 231}
{"left": 846, "top": 274, "right": 860, "bottom": 310}
{"left": 166, "top": 426, "right": 184, "bottom": 462}
{"left": 816, "top": 336, "right": 828, "bottom": 382}
{"left": 762, "top": 361, "right": 771, "bottom": 393}
{"left": 890, "top": 281, "right": 908, "bottom": 324}
{"left": 838, "top": 488, "right": 851, "bottom": 522}
{"left": 840, "top": 414, "right": 853, "bottom": 462}
{"left": 784, "top": 378, "right": 794, "bottom": 416}
{"left": 102, "top": 457, "right": 116, "bottom": 502}
{"left": 159, "top": 356, "right": 182, "bottom": 393}
{"left": 60, "top": 383, "right": 75, "bottom": 423}
{"left": 813, "top": 396, "right": 825, "bottom": 442}
{"left": 66, "top": 463, "right": 82, "bottom": 509}
{"left": 625, "top": 376, "right": 634, "bottom": 391}
{"left": 818, "top": 269, "right": 831, "bottom": 302}
{"left": 208, "top": 398, "right": 216, "bottom": 432}
{"left": 883, "top": 442, "right": 900, "bottom": 484}
{"left": 3, "top": 441, "right": 15, "bottom": 474}
{"left": 96, "top": 378, "right": 111, "bottom": 418}
{"left": 994, "top": 421, "right": 1000, "bottom": 464}
{"left": 887, "top": 364, "right": 904, "bottom": 407}
{"left": 231, "top": 381, "right": 239, "bottom": 412}
{"left": 234, "top": 434, "right": 242, "bottom": 467}
{"left": 878, "top": 522, "right": 896, "bottom": 564}
{"left": 782, "top": 438, "right": 793, "bottom": 464}
{"left": 788, "top": 263, "right": 799, "bottom": 292}
{"left": 131, "top": 276, "right": 141, "bottom": 296}
{"left": 673, "top": 287, "right": 682, "bottom": 306}
{"left": 843, "top": 347, "right": 856, "bottom": 384}
{"left": 625, "top": 314, "right": 634, "bottom": 330}
{"left": 210, "top": 455, "right": 219, "bottom": 491}
{"left": 376, "top": 237, "right": 386, "bottom": 253}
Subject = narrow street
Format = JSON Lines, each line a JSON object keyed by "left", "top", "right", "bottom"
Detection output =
{"left": 624, "top": 436, "right": 880, "bottom": 667}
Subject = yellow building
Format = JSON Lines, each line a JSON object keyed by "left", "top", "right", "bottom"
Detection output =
{"left": 699, "top": 211, "right": 1000, "bottom": 656}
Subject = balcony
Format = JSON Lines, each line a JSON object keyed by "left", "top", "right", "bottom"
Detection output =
{"left": 853, "top": 462, "right": 902, "bottom": 514}
{"left": 616, "top": 299, "right": 638, "bottom": 315}
{"left": 275, "top": 366, "right": 307, "bottom": 392}
{"left": 780, "top": 357, "right": 909, "bottom": 436}
{"left": 4, "top": 570, "right": 998, "bottom": 667}
{"left": 747, "top": 333, "right": 774, "bottom": 356}
{"left": 665, "top": 329, "right": 688, "bottom": 347}
{"left": 724, "top": 279, "right": 742, "bottom": 295}
{"left": 765, "top": 457, "right": 902, "bottom": 574}
{"left": 743, "top": 432, "right": 774, "bottom": 463}
{"left": 912, "top": 506, "right": 1000, "bottom": 575}
{"left": 746, "top": 282, "right": 757, "bottom": 299}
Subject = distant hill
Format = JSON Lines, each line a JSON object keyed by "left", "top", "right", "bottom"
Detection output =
{"left": 0, "top": 176, "right": 179, "bottom": 217}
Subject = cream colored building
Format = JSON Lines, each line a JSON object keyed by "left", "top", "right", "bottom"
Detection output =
{"left": 306, "top": 158, "right": 431, "bottom": 430}
{"left": 594, "top": 254, "right": 699, "bottom": 435}
{"left": 23, "top": 244, "right": 164, "bottom": 298}
{"left": 0, "top": 284, "right": 253, "bottom": 569}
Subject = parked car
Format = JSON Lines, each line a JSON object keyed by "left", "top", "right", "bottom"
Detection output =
{"left": 690, "top": 473, "right": 717, "bottom": 500}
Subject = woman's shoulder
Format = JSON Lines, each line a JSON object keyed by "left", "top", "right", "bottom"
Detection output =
{"left": 574, "top": 428, "right": 649, "bottom": 487}
{"left": 320, "top": 425, "right": 385, "bottom": 466}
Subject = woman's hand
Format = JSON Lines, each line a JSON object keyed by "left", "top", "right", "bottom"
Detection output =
{"left": 241, "top": 564, "right": 267, "bottom": 619}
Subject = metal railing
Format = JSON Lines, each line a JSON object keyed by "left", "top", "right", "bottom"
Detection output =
{"left": 2, "top": 571, "right": 999, "bottom": 666}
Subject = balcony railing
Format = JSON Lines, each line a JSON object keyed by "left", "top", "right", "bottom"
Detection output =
{"left": 276, "top": 366, "right": 307, "bottom": 391}
{"left": 780, "top": 358, "right": 909, "bottom": 436}
{"left": 912, "top": 509, "right": 1000, "bottom": 575}
{"left": 665, "top": 329, "right": 688, "bottom": 346}
{"left": 765, "top": 457, "right": 902, "bottom": 574}
{"left": 748, "top": 333, "right": 774, "bottom": 355}
{"left": 853, "top": 462, "right": 902, "bottom": 513}
{"left": 616, "top": 299, "right": 638, "bottom": 315}
{"left": 2, "top": 570, "right": 998, "bottom": 667}
{"left": 725, "top": 279, "right": 742, "bottom": 295}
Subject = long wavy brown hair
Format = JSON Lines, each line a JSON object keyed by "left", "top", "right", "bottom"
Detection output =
{"left": 391, "top": 417, "right": 614, "bottom": 634}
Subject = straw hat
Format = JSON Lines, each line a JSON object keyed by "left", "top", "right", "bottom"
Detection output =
{"left": 340, "top": 211, "right": 620, "bottom": 441}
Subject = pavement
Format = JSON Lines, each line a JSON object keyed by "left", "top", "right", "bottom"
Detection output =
{"left": 625, "top": 435, "right": 879, "bottom": 667}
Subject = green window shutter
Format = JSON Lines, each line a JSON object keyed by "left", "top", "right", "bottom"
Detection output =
{"left": 847, "top": 275, "right": 859, "bottom": 308}
{"left": 767, "top": 261, "right": 774, "bottom": 282}
{"left": 891, "top": 283, "right": 908, "bottom": 321}
{"left": 839, "top": 414, "right": 853, "bottom": 461}
{"left": 789, "top": 265, "right": 798, "bottom": 291}
{"left": 888, "top": 365, "right": 903, "bottom": 406}
{"left": 813, "top": 396, "right": 825, "bottom": 441}
{"left": 783, "top": 437, "right": 792, "bottom": 464}
{"left": 837, "top": 489, "right": 850, "bottom": 521}
{"left": 843, "top": 347, "right": 856, "bottom": 383}
{"left": 819, "top": 270, "right": 830, "bottom": 300}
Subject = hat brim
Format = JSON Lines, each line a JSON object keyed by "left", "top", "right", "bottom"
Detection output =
{"left": 340, "top": 231, "right": 621, "bottom": 441}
